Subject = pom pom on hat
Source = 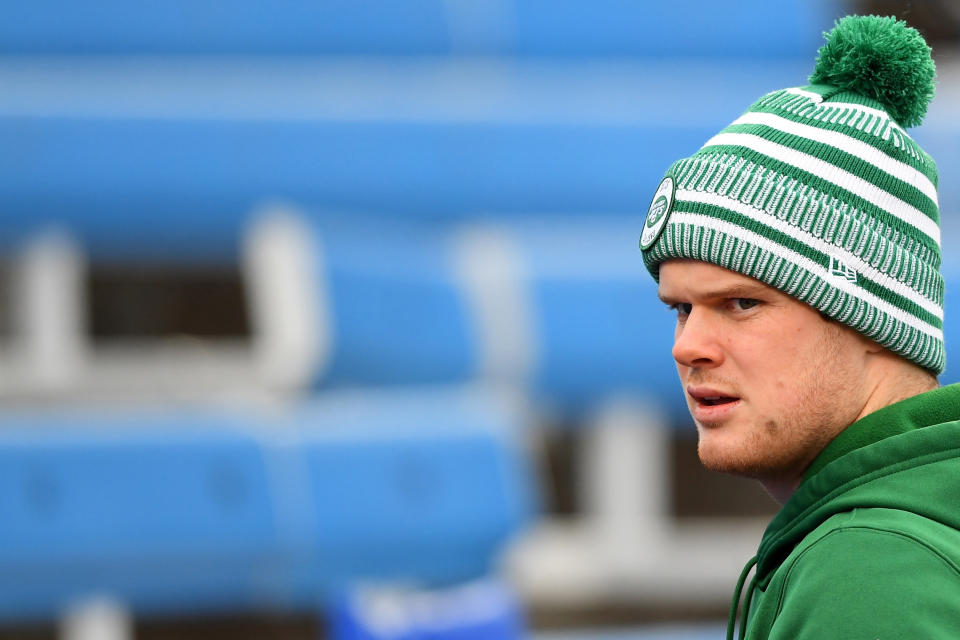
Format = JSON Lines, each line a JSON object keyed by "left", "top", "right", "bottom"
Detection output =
{"left": 809, "top": 15, "right": 936, "bottom": 128}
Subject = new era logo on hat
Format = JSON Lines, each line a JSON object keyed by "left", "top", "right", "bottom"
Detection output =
{"left": 829, "top": 257, "right": 858, "bottom": 284}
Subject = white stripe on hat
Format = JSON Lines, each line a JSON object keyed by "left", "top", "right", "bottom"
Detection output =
{"left": 730, "top": 112, "right": 938, "bottom": 206}
{"left": 699, "top": 132, "right": 941, "bottom": 247}
{"left": 785, "top": 87, "right": 824, "bottom": 104}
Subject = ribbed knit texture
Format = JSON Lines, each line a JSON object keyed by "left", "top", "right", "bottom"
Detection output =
{"left": 641, "top": 17, "right": 944, "bottom": 373}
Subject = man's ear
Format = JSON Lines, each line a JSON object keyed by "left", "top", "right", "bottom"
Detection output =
{"left": 819, "top": 311, "right": 880, "bottom": 354}
{"left": 860, "top": 333, "right": 885, "bottom": 355}
{"left": 852, "top": 329, "right": 886, "bottom": 358}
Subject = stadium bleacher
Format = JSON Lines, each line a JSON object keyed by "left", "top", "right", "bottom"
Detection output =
{"left": 0, "top": 390, "right": 533, "bottom": 621}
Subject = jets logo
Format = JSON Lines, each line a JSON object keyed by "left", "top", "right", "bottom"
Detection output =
{"left": 646, "top": 196, "right": 669, "bottom": 228}
{"left": 641, "top": 177, "right": 675, "bottom": 249}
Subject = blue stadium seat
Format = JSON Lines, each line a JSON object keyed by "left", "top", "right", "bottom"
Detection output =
{"left": 288, "top": 390, "right": 535, "bottom": 590}
{"left": 316, "top": 220, "right": 479, "bottom": 387}
{"left": 0, "top": 390, "right": 534, "bottom": 621}
{"left": 0, "top": 411, "right": 285, "bottom": 618}
{"left": 0, "top": 1, "right": 845, "bottom": 58}
{"left": 0, "top": 115, "right": 718, "bottom": 260}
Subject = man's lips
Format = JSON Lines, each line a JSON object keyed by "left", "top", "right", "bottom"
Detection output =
{"left": 686, "top": 387, "right": 742, "bottom": 424}
{"left": 687, "top": 386, "right": 741, "bottom": 406}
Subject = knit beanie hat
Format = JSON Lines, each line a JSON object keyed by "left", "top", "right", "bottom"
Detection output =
{"left": 639, "top": 15, "right": 944, "bottom": 373}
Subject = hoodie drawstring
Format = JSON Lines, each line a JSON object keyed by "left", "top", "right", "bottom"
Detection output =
{"left": 727, "top": 555, "right": 758, "bottom": 640}
{"left": 739, "top": 568, "right": 759, "bottom": 640}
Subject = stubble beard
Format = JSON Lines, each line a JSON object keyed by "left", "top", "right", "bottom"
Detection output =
{"left": 696, "top": 413, "right": 828, "bottom": 483}
{"left": 693, "top": 327, "right": 853, "bottom": 483}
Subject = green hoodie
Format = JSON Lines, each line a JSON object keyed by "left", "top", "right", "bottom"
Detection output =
{"left": 729, "top": 384, "right": 960, "bottom": 639}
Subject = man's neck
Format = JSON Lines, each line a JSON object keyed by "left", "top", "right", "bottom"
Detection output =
{"left": 853, "top": 355, "right": 938, "bottom": 425}
{"left": 762, "top": 477, "right": 804, "bottom": 505}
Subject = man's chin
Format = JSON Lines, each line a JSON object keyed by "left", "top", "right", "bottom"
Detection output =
{"left": 696, "top": 435, "right": 769, "bottom": 479}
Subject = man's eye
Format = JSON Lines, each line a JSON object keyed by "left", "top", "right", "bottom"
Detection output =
{"left": 734, "top": 298, "right": 760, "bottom": 311}
{"left": 671, "top": 303, "right": 693, "bottom": 316}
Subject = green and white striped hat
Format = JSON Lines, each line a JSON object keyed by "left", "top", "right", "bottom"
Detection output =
{"left": 640, "top": 15, "right": 944, "bottom": 373}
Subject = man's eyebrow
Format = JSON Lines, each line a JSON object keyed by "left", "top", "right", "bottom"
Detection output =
{"left": 657, "top": 283, "right": 769, "bottom": 304}
{"left": 657, "top": 290, "right": 679, "bottom": 305}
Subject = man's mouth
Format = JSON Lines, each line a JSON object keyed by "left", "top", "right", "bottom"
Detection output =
{"left": 687, "top": 386, "right": 741, "bottom": 422}
{"left": 698, "top": 396, "right": 738, "bottom": 406}
{"left": 687, "top": 386, "right": 741, "bottom": 406}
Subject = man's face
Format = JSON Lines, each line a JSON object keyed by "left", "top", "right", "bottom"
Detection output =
{"left": 657, "top": 260, "right": 872, "bottom": 485}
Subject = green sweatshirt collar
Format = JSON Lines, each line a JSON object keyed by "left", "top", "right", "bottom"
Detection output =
{"left": 802, "top": 383, "right": 960, "bottom": 482}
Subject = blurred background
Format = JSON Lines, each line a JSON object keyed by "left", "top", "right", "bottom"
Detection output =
{"left": 0, "top": 1, "right": 957, "bottom": 639}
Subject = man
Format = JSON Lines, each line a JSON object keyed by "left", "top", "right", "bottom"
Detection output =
{"left": 639, "top": 15, "right": 960, "bottom": 639}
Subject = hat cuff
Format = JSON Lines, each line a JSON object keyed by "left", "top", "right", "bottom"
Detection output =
{"left": 644, "top": 209, "right": 945, "bottom": 374}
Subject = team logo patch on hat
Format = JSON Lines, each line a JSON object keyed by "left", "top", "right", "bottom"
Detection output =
{"left": 641, "top": 176, "right": 675, "bottom": 250}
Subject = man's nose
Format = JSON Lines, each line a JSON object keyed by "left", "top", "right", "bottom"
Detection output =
{"left": 672, "top": 309, "right": 724, "bottom": 369}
